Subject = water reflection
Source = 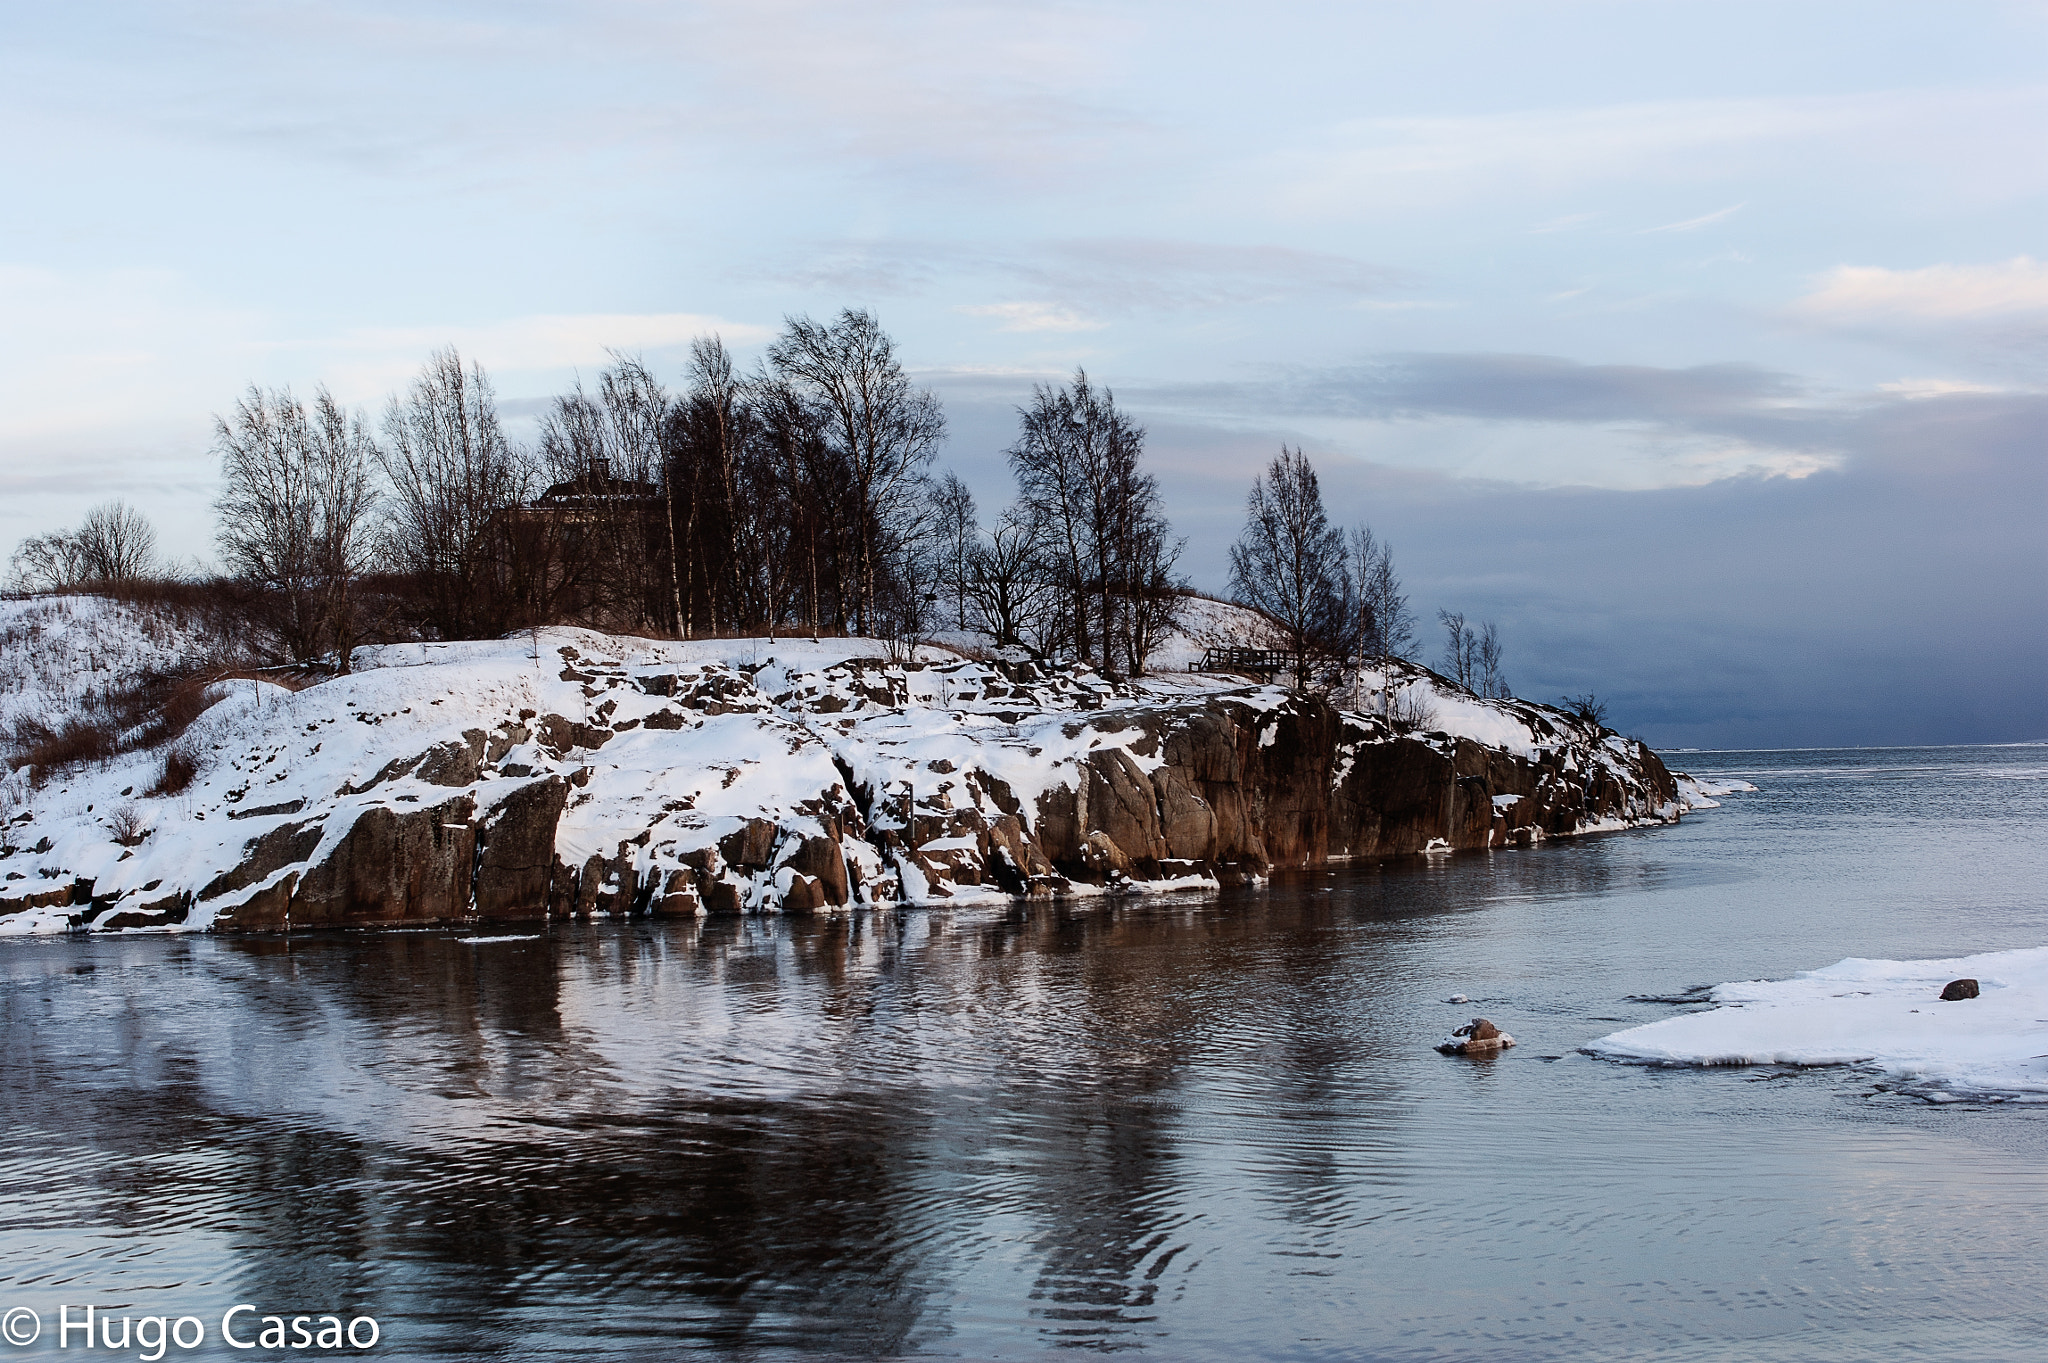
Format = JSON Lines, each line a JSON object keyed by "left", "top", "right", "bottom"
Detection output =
{"left": 2, "top": 748, "right": 2045, "bottom": 1360}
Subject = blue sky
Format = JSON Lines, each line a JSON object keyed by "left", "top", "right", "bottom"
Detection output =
{"left": 3, "top": 1, "right": 2043, "bottom": 746}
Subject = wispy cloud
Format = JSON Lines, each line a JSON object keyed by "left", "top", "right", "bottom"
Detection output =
{"left": 1639, "top": 202, "right": 1745, "bottom": 234}
{"left": 957, "top": 302, "right": 1106, "bottom": 333}
{"left": 1262, "top": 88, "right": 2045, "bottom": 215}
{"left": 1145, "top": 352, "right": 1813, "bottom": 429}
{"left": 316, "top": 312, "right": 773, "bottom": 374}
{"left": 1792, "top": 257, "right": 2048, "bottom": 323}
{"left": 766, "top": 237, "right": 1411, "bottom": 314}
{"left": 1529, "top": 212, "right": 1601, "bottom": 234}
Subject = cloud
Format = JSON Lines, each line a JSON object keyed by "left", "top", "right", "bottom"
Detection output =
{"left": 1143, "top": 352, "right": 1824, "bottom": 442}
{"left": 1130, "top": 388, "right": 2047, "bottom": 747}
{"left": 1792, "top": 257, "right": 2048, "bottom": 323}
{"left": 1787, "top": 258, "right": 2048, "bottom": 374}
{"left": 957, "top": 302, "right": 1106, "bottom": 333}
{"left": 1262, "top": 88, "right": 2045, "bottom": 215}
{"left": 315, "top": 312, "right": 774, "bottom": 379}
{"left": 766, "top": 237, "right": 1410, "bottom": 314}
{"left": 1639, "top": 202, "right": 1745, "bottom": 233}
{"left": 1876, "top": 377, "right": 2009, "bottom": 400}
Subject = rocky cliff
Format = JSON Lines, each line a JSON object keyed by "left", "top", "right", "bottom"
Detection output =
{"left": 2, "top": 629, "right": 1686, "bottom": 934}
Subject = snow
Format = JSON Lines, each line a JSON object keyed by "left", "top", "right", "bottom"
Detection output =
{"left": 3, "top": 593, "right": 1688, "bottom": 933}
{"left": 0, "top": 593, "right": 226, "bottom": 748}
{"left": 1672, "top": 772, "right": 1759, "bottom": 809}
{"left": 1146, "top": 594, "right": 1286, "bottom": 672}
{"left": 1585, "top": 947, "right": 2048, "bottom": 1103}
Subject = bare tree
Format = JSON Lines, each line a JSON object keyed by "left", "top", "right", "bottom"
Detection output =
{"left": 1560, "top": 693, "right": 1608, "bottom": 728}
{"left": 375, "top": 348, "right": 532, "bottom": 639}
{"left": 1476, "top": 620, "right": 1509, "bottom": 699}
{"left": 537, "top": 354, "right": 670, "bottom": 632}
{"left": 931, "top": 472, "right": 979, "bottom": 631}
{"left": 748, "top": 372, "right": 838, "bottom": 637}
{"left": 1350, "top": 526, "right": 1416, "bottom": 715}
{"left": 1007, "top": 369, "right": 1175, "bottom": 676}
{"left": 1439, "top": 610, "right": 1509, "bottom": 698}
{"left": 1109, "top": 504, "right": 1185, "bottom": 678}
{"left": 766, "top": 310, "right": 945, "bottom": 635}
{"left": 1438, "top": 610, "right": 1475, "bottom": 688}
{"left": 6, "top": 531, "right": 86, "bottom": 592}
{"left": 214, "top": 385, "right": 378, "bottom": 667}
{"left": 73, "top": 501, "right": 158, "bottom": 584}
{"left": 667, "top": 337, "right": 752, "bottom": 635}
{"left": 967, "top": 510, "right": 1057, "bottom": 650}
{"left": 1229, "top": 448, "right": 1352, "bottom": 689}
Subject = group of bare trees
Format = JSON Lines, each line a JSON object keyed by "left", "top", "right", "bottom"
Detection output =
{"left": 981, "top": 371, "right": 1183, "bottom": 676}
{"left": 7, "top": 501, "right": 159, "bottom": 592}
{"left": 188, "top": 310, "right": 961, "bottom": 660}
{"left": 1437, "top": 610, "right": 1510, "bottom": 699}
{"left": 211, "top": 386, "right": 380, "bottom": 667}
{"left": 1225, "top": 446, "right": 1517, "bottom": 706}
{"left": 41, "top": 312, "right": 1178, "bottom": 675}
{"left": 12, "top": 313, "right": 1529, "bottom": 699}
{"left": 1226, "top": 447, "right": 1422, "bottom": 699}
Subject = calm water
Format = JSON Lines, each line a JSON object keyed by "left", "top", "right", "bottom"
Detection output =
{"left": 2, "top": 745, "right": 2044, "bottom": 1361}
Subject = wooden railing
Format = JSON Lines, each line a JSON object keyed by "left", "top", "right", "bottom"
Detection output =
{"left": 1193, "top": 646, "right": 1294, "bottom": 678}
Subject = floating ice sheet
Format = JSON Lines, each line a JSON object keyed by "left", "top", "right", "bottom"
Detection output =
{"left": 1586, "top": 946, "right": 2048, "bottom": 1102}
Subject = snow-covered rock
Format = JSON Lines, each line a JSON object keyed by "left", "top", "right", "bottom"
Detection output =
{"left": 3, "top": 600, "right": 1691, "bottom": 934}
{"left": 1584, "top": 947, "right": 2048, "bottom": 1103}
{"left": 1670, "top": 773, "right": 1759, "bottom": 809}
{"left": 1437, "top": 1017, "right": 1516, "bottom": 1054}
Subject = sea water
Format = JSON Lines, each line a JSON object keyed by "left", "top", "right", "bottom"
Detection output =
{"left": 1, "top": 745, "right": 2043, "bottom": 1360}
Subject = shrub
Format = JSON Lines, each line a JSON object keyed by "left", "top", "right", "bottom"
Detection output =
{"left": 152, "top": 746, "right": 199, "bottom": 797}
{"left": 1560, "top": 693, "right": 1609, "bottom": 728}
{"left": 108, "top": 804, "right": 146, "bottom": 846}
{"left": 12, "top": 717, "right": 120, "bottom": 784}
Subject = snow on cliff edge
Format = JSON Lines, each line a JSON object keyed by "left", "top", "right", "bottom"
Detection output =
{"left": 3, "top": 597, "right": 1693, "bottom": 933}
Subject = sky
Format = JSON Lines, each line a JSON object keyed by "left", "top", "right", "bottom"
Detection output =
{"left": 2, "top": 0, "right": 2042, "bottom": 747}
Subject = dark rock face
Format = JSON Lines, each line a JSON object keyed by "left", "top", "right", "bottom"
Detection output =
{"left": 782, "top": 833, "right": 850, "bottom": 906}
{"left": 1939, "top": 978, "right": 1980, "bottom": 1001}
{"left": 475, "top": 780, "right": 567, "bottom": 920}
{"left": 82, "top": 662, "right": 1682, "bottom": 934}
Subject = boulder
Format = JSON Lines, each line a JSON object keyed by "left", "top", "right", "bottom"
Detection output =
{"left": 474, "top": 779, "right": 566, "bottom": 919}
{"left": 780, "top": 832, "right": 849, "bottom": 906}
{"left": 1939, "top": 978, "right": 1980, "bottom": 1001}
{"left": 288, "top": 795, "right": 476, "bottom": 926}
{"left": 1436, "top": 1017, "right": 1516, "bottom": 1054}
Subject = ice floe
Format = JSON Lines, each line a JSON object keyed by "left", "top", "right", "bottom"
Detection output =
{"left": 1586, "top": 946, "right": 2048, "bottom": 1102}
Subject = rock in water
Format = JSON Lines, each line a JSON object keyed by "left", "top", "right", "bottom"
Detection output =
{"left": 1939, "top": 978, "right": 1980, "bottom": 1001}
{"left": 1437, "top": 1017, "right": 1516, "bottom": 1054}
{"left": 1446, "top": 994, "right": 1470, "bottom": 1004}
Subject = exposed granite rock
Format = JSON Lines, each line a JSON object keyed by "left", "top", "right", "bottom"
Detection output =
{"left": 7, "top": 637, "right": 1689, "bottom": 934}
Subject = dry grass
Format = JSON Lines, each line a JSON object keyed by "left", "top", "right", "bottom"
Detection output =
{"left": 149, "top": 746, "right": 198, "bottom": 796}
{"left": 0, "top": 583, "right": 286, "bottom": 785}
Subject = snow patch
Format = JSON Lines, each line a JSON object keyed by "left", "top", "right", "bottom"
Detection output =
{"left": 1586, "top": 947, "right": 2048, "bottom": 1102}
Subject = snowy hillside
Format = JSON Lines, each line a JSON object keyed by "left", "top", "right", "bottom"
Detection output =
{"left": 0, "top": 593, "right": 238, "bottom": 761}
{"left": 3, "top": 594, "right": 1705, "bottom": 934}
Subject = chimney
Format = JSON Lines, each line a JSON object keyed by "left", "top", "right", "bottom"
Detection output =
{"left": 589, "top": 456, "right": 609, "bottom": 485}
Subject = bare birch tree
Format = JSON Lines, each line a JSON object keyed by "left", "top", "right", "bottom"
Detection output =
{"left": 765, "top": 310, "right": 944, "bottom": 635}
{"left": 214, "top": 385, "right": 378, "bottom": 667}
{"left": 931, "top": 471, "right": 979, "bottom": 631}
{"left": 375, "top": 348, "right": 531, "bottom": 638}
{"left": 1229, "top": 448, "right": 1352, "bottom": 689}
{"left": 1350, "top": 526, "right": 1415, "bottom": 715}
